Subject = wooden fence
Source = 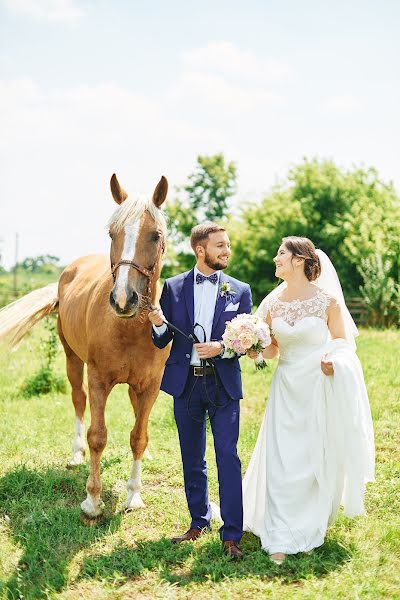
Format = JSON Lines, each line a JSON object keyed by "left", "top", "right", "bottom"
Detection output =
{"left": 347, "top": 297, "right": 368, "bottom": 326}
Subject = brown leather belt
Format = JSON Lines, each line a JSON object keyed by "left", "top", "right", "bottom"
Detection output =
{"left": 191, "top": 366, "right": 215, "bottom": 377}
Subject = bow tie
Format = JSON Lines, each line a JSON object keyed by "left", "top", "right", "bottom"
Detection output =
{"left": 196, "top": 272, "right": 218, "bottom": 285}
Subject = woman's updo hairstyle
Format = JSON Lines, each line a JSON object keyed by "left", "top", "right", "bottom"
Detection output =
{"left": 282, "top": 236, "right": 321, "bottom": 282}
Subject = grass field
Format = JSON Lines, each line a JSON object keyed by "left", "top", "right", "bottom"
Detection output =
{"left": 0, "top": 325, "right": 399, "bottom": 599}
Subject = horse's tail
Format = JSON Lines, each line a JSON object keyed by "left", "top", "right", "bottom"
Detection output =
{"left": 0, "top": 282, "right": 59, "bottom": 350}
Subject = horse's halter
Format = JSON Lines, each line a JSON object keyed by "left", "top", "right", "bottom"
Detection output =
{"left": 110, "top": 233, "right": 166, "bottom": 311}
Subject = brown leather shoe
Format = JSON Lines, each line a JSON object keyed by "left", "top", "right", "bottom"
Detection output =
{"left": 223, "top": 540, "right": 243, "bottom": 559}
{"left": 170, "top": 527, "right": 209, "bottom": 544}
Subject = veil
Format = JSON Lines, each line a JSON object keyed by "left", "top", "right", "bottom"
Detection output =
{"left": 256, "top": 249, "right": 359, "bottom": 349}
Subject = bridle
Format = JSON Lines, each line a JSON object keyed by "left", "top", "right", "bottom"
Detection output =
{"left": 110, "top": 234, "right": 166, "bottom": 312}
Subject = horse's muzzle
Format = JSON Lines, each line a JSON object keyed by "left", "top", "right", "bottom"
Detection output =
{"left": 109, "top": 290, "right": 139, "bottom": 318}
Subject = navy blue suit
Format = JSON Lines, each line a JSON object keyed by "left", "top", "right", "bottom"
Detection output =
{"left": 152, "top": 269, "right": 252, "bottom": 541}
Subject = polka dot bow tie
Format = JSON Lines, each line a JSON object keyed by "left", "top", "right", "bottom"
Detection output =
{"left": 196, "top": 273, "right": 218, "bottom": 285}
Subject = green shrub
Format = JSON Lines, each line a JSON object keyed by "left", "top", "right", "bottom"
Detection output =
{"left": 21, "top": 316, "right": 66, "bottom": 398}
{"left": 21, "top": 366, "right": 66, "bottom": 398}
{"left": 359, "top": 252, "right": 400, "bottom": 327}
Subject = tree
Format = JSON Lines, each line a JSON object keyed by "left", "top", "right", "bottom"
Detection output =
{"left": 163, "top": 154, "right": 237, "bottom": 275}
{"left": 227, "top": 158, "right": 400, "bottom": 306}
{"left": 13, "top": 255, "right": 61, "bottom": 274}
{"left": 227, "top": 187, "right": 307, "bottom": 303}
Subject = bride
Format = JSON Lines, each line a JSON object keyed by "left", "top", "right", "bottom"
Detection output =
{"left": 244, "top": 236, "right": 375, "bottom": 564}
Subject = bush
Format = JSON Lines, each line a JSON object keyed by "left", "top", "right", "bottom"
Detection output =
{"left": 22, "top": 367, "right": 66, "bottom": 398}
{"left": 228, "top": 158, "right": 400, "bottom": 307}
{"left": 359, "top": 252, "right": 400, "bottom": 327}
{"left": 21, "top": 316, "right": 66, "bottom": 398}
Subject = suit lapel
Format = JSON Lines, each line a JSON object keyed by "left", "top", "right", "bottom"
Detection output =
{"left": 212, "top": 272, "right": 227, "bottom": 334}
{"left": 183, "top": 269, "right": 194, "bottom": 327}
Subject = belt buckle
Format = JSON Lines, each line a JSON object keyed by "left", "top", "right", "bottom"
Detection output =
{"left": 193, "top": 366, "right": 203, "bottom": 376}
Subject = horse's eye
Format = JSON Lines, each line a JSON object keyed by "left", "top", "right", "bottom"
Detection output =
{"left": 109, "top": 231, "right": 114, "bottom": 240}
{"left": 152, "top": 232, "right": 161, "bottom": 242}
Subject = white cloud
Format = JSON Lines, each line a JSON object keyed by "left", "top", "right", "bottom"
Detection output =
{"left": 167, "top": 71, "right": 284, "bottom": 116}
{"left": 1, "top": 49, "right": 395, "bottom": 270}
{"left": 324, "top": 95, "right": 363, "bottom": 114}
{"left": 183, "top": 41, "right": 290, "bottom": 82}
{"left": 3, "top": 0, "right": 84, "bottom": 23}
{"left": 0, "top": 78, "right": 226, "bottom": 268}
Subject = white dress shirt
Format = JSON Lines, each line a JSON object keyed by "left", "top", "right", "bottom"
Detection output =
{"left": 153, "top": 267, "right": 226, "bottom": 365}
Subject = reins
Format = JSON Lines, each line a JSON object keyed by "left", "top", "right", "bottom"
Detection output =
{"left": 110, "top": 233, "right": 228, "bottom": 420}
{"left": 154, "top": 319, "right": 229, "bottom": 422}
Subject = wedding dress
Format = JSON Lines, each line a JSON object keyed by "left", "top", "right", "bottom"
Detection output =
{"left": 242, "top": 287, "right": 375, "bottom": 555}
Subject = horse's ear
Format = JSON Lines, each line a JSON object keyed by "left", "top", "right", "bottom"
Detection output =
{"left": 152, "top": 176, "right": 168, "bottom": 208}
{"left": 110, "top": 174, "right": 128, "bottom": 205}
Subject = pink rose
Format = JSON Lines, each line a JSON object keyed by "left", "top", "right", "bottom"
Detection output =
{"left": 238, "top": 332, "right": 257, "bottom": 350}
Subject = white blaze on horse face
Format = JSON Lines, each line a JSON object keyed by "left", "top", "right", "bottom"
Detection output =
{"left": 115, "top": 221, "right": 140, "bottom": 309}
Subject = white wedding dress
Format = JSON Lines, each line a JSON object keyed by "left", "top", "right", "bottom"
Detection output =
{"left": 242, "top": 288, "right": 375, "bottom": 555}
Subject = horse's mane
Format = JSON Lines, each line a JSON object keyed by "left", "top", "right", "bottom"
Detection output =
{"left": 107, "top": 194, "right": 167, "bottom": 233}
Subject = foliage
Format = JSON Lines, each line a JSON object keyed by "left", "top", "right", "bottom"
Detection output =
{"left": 163, "top": 153, "right": 237, "bottom": 275}
{"left": 227, "top": 158, "right": 400, "bottom": 306}
{"left": 21, "top": 316, "right": 66, "bottom": 398}
{"left": 358, "top": 252, "right": 400, "bottom": 327}
{"left": 12, "top": 254, "right": 60, "bottom": 274}
{"left": 21, "top": 366, "right": 66, "bottom": 398}
{"left": 0, "top": 326, "right": 399, "bottom": 598}
{"left": 0, "top": 264, "right": 62, "bottom": 308}
{"left": 227, "top": 187, "right": 307, "bottom": 302}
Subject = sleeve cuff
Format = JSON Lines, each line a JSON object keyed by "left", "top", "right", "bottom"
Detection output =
{"left": 153, "top": 323, "right": 167, "bottom": 336}
{"left": 219, "top": 341, "right": 234, "bottom": 360}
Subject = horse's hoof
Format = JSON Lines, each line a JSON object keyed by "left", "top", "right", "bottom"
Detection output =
{"left": 67, "top": 452, "right": 85, "bottom": 468}
{"left": 80, "top": 497, "right": 104, "bottom": 519}
{"left": 123, "top": 494, "right": 145, "bottom": 512}
{"left": 80, "top": 512, "right": 104, "bottom": 526}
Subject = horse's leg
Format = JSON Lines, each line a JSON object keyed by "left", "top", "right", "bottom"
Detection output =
{"left": 57, "top": 317, "right": 87, "bottom": 467}
{"left": 124, "top": 384, "right": 158, "bottom": 511}
{"left": 128, "top": 386, "right": 152, "bottom": 460}
{"left": 81, "top": 366, "right": 111, "bottom": 518}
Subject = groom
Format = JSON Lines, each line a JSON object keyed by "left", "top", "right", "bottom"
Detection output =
{"left": 149, "top": 223, "right": 252, "bottom": 559}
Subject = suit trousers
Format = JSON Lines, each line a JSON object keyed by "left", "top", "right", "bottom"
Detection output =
{"left": 173, "top": 371, "right": 243, "bottom": 542}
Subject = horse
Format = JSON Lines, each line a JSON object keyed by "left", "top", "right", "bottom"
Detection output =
{"left": 0, "top": 174, "right": 170, "bottom": 519}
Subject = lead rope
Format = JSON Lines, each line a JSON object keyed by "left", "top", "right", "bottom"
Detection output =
{"left": 155, "top": 319, "right": 229, "bottom": 423}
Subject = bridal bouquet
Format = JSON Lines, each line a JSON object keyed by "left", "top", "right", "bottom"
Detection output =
{"left": 222, "top": 313, "right": 271, "bottom": 370}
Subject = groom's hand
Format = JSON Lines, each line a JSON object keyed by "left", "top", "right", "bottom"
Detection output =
{"left": 194, "top": 342, "right": 223, "bottom": 359}
{"left": 148, "top": 307, "right": 165, "bottom": 327}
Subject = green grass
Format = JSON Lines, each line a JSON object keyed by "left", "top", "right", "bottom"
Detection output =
{"left": 0, "top": 326, "right": 399, "bottom": 599}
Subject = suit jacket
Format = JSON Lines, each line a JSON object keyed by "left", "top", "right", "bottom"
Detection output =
{"left": 152, "top": 269, "right": 252, "bottom": 400}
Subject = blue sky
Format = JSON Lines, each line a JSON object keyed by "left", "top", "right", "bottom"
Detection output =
{"left": 1, "top": 0, "right": 399, "bottom": 268}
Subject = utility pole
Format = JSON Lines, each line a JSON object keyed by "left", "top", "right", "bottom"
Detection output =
{"left": 13, "top": 232, "right": 19, "bottom": 298}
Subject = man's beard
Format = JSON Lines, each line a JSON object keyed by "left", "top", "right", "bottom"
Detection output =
{"left": 204, "top": 251, "right": 228, "bottom": 271}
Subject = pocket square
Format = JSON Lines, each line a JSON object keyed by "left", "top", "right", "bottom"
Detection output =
{"left": 224, "top": 302, "right": 239, "bottom": 312}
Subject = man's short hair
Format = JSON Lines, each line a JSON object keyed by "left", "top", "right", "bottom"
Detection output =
{"left": 190, "top": 223, "right": 226, "bottom": 255}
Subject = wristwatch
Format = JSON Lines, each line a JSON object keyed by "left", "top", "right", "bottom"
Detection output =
{"left": 218, "top": 341, "right": 225, "bottom": 356}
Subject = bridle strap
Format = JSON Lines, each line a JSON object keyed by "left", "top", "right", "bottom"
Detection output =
{"left": 111, "top": 260, "right": 153, "bottom": 279}
{"left": 110, "top": 239, "right": 165, "bottom": 284}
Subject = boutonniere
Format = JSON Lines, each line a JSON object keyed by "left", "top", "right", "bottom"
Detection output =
{"left": 220, "top": 282, "right": 237, "bottom": 298}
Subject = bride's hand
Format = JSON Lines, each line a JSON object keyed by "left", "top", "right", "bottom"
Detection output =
{"left": 321, "top": 354, "right": 334, "bottom": 376}
{"left": 247, "top": 349, "right": 259, "bottom": 360}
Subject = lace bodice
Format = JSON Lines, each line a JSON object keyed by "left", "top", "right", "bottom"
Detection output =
{"left": 257, "top": 288, "right": 332, "bottom": 327}
{"left": 256, "top": 289, "right": 334, "bottom": 362}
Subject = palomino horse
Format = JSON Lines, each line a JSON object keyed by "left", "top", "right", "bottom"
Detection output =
{"left": 0, "top": 174, "right": 170, "bottom": 518}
